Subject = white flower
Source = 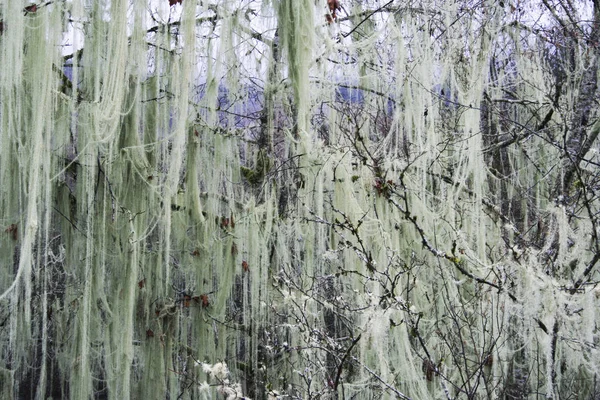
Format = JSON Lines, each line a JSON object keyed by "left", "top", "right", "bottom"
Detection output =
{"left": 201, "top": 363, "right": 213, "bottom": 375}
{"left": 201, "top": 361, "right": 248, "bottom": 399}
{"left": 202, "top": 361, "right": 230, "bottom": 380}
{"left": 212, "top": 362, "right": 230, "bottom": 380}
{"left": 218, "top": 383, "right": 245, "bottom": 399}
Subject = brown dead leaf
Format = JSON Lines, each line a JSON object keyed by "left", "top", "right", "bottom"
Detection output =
{"left": 200, "top": 294, "right": 209, "bottom": 308}
{"left": 5, "top": 224, "right": 17, "bottom": 241}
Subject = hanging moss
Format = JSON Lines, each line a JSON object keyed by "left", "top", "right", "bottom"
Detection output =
{"left": 0, "top": 1, "right": 599, "bottom": 399}
{"left": 240, "top": 149, "right": 273, "bottom": 185}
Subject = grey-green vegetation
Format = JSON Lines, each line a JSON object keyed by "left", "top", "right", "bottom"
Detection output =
{"left": 1, "top": 0, "right": 600, "bottom": 398}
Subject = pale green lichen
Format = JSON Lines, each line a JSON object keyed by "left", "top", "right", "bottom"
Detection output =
{"left": 0, "top": 1, "right": 598, "bottom": 399}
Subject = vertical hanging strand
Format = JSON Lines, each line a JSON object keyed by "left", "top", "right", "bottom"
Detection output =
{"left": 278, "top": 0, "right": 314, "bottom": 151}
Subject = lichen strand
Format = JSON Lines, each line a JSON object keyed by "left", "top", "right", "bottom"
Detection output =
{"left": 0, "top": 1, "right": 598, "bottom": 399}
{"left": 278, "top": 0, "right": 314, "bottom": 145}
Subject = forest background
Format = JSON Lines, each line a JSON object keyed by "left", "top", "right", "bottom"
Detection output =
{"left": 1, "top": 0, "right": 600, "bottom": 399}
